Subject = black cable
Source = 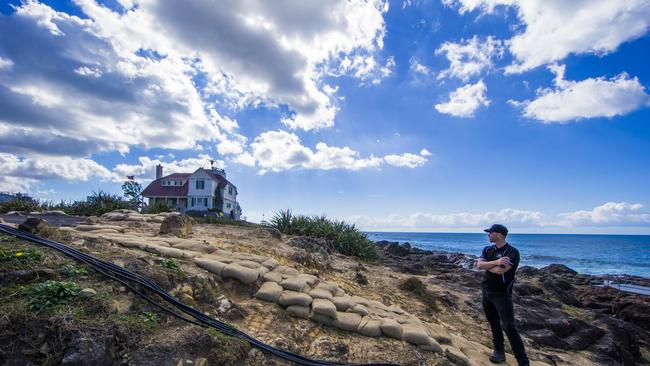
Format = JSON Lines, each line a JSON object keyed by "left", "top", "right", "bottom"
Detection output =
{"left": 0, "top": 224, "right": 400, "bottom": 366}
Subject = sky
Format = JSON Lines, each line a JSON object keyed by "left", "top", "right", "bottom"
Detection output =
{"left": 1, "top": 0, "right": 649, "bottom": 234}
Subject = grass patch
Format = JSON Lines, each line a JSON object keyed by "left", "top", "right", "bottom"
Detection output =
{"left": 20, "top": 280, "right": 80, "bottom": 312}
{"left": 160, "top": 258, "right": 183, "bottom": 274}
{"left": 0, "top": 235, "right": 19, "bottom": 242}
{"left": 0, "top": 247, "right": 43, "bottom": 267}
{"left": 60, "top": 263, "right": 89, "bottom": 277}
{"left": 201, "top": 215, "right": 257, "bottom": 227}
{"left": 399, "top": 277, "right": 441, "bottom": 313}
{"left": 269, "top": 209, "right": 378, "bottom": 261}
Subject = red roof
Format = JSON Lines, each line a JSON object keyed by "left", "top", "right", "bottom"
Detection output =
{"left": 142, "top": 174, "right": 191, "bottom": 197}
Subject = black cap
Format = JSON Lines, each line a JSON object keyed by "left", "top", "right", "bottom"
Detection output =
{"left": 484, "top": 224, "right": 508, "bottom": 236}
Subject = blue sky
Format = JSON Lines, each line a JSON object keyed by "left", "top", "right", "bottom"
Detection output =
{"left": 1, "top": 0, "right": 649, "bottom": 234}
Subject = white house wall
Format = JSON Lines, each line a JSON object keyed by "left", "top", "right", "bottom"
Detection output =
{"left": 187, "top": 170, "right": 216, "bottom": 210}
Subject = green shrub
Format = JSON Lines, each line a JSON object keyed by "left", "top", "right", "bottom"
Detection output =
{"left": 20, "top": 280, "right": 80, "bottom": 312}
{"left": 269, "top": 209, "right": 378, "bottom": 261}
{"left": 146, "top": 200, "right": 173, "bottom": 214}
{"left": 0, "top": 198, "right": 45, "bottom": 213}
{"left": 139, "top": 311, "right": 160, "bottom": 325}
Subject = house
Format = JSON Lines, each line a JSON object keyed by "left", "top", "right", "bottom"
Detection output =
{"left": 141, "top": 164, "right": 242, "bottom": 219}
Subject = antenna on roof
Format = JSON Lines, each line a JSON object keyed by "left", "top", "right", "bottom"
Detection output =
{"left": 209, "top": 159, "right": 215, "bottom": 169}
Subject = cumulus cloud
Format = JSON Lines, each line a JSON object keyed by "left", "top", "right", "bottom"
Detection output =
{"left": 234, "top": 130, "right": 428, "bottom": 174}
{"left": 112, "top": 154, "right": 223, "bottom": 182}
{"left": 559, "top": 202, "right": 650, "bottom": 226}
{"left": 435, "top": 80, "right": 490, "bottom": 117}
{"left": 435, "top": 35, "right": 504, "bottom": 81}
{"left": 74, "top": 0, "right": 391, "bottom": 131}
{"left": 409, "top": 57, "right": 431, "bottom": 76}
{"left": 512, "top": 64, "right": 650, "bottom": 123}
{"left": 0, "top": 152, "right": 116, "bottom": 192}
{"left": 443, "top": 0, "right": 650, "bottom": 73}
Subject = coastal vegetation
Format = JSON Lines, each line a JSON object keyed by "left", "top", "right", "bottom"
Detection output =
{"left": 268, "top": 209, "right": 378, "bottom": 261}
{"left": 0, "top": 190, "right": 132, "bottom": 216}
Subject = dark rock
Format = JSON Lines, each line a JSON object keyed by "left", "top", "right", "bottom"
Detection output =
{"left": 564, "top": 319, "right": 605, "bottom": 350}
{"left": 526, "top": 329, "right": 570, "bottom": 349}
{"left": 355, "top": 271, "right": 368, "bottom": 285}
{"left": 516, "top": 266, "right": 540, "bottom": 277}
{"left": 514, "top": 283, "right": 544, "bottom": 297}
{"left": 61, "top": 338, "right": 115, "bottom": 366}
{"left": 0, "top": 269, "right": 56, "bottom": 285}
{"left": 385, "top": 242, "right": 411, "bottom": 257}
{"left": 18, "top": 217, "right": 48, "bottom": 234}
{"left": 539, "top": 264, "right": 578, "bottom": 277}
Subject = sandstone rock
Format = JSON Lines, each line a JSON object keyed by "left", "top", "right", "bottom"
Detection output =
{"left": 145, "top": 245, "right": 185, "bottom": 259}
{"left": 75, "top": 224, "right": 125, "bottom": 232}
{"left": 380, "top": 318, "right": 403, "bottom": 339}
{"left": 236, "top": 260, "right": 262, "bottom": 269}
{"left": 159, "top": 214, "right": 193, "bottom": 238}
{"left": 311, "top": 298, "right": 338, "bottom": 319}
{"left": 18, "top": 217, "right": 48, "bottom": 234}
{"left": 425, "top": 322, "right": 452, "bottom": 344}
{"left": 315, "top": 281, "right": 339, "bottom": 294}
{"left": 417, "top": 338, "right": 442, "bottom": 353}
{"left": 286, "top": 305, "right": 310, "bottom": 319}
{"left": 255, "top": 282, "right": 283, "bottom": 303}
{"left": 332, "top": 312, "right": 362, "bottom": 332}
{"left": 222, "top": 263, "right": 259, "bottom": 284}
{"left": 297, "top": 274, "right": 319, "bottom": 287}
{"left": 357, "top": 317, "right": 382, "bottom": 337}
{"left": 388, "top": 304, "right": 407, "bottom": 315}
{"left": 85, "top": 216, "right": 100, "bottom": 224}
{"left": 311, "top": 312, "right": 335, "bottom": 326}
{"left": 278, "top": 291, "right": 313, "bottom": 307}
{"left": 100, "top": 212, "right": 128, "bottom": 221}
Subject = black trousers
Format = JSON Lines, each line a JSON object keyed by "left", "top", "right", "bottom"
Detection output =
{"left": 482, "top": 289, "right": 529, "bottom": 365}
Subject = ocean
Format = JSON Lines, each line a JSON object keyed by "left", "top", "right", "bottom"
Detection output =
{"left": 366, "top": 232, "right": 650, "bottom": 278}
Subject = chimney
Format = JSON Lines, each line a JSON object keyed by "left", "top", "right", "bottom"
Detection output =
{"left": 155, "top": 164, "right": 163, "bottom": 180}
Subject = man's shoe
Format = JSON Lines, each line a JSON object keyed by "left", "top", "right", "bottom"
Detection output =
{"left": 489, "top": 351, "right": 506, "bottom": 363}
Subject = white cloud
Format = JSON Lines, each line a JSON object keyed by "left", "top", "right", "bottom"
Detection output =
{"left": 237, "top": 130, "right": 428, "bottom": 173}
{"left": 0, "top": 57, "right": 14, "bottom": 70}
{"left": 559, "top": 202, "right": 650, "bottom": 226}
{"left": 349, "top": 202, "right": 650, "bottom": 229}
{"left": 444, "top": 0, "right": 650, "bottom": 73}
{"left": 384, "top": 153, "right": 427, "bottom": 168}
{"left": 435, "top": 35, "right": 504, "bottom": 81}
{"left": 409, "top": 57, "right": 431, "bottom": 76}
{"left": 349, "top": 208, "right": 548, "bottom": 229}
{"left": 435, "top": 79, "right": 490, "bottom": 117}
{"left": 112, "top": 154, "right": 223, "bottom": 182}
{"left": 0, "top": 152, "right": 116, "bottom": 192}
{"left": 216, "top": 134, "right": 247, "bottom": 155}
{"left": 74, "top": 0, "right": 390, "bottom": 131}
{"left": 513, "top": 64, "right": 650, "bottom": 123}
{"left": 419, "top": 148, "right": 432, "bottom": 157}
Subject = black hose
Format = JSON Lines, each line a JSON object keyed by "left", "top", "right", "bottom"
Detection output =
{"left": 0, "top": 224, "right": 400, "bottom": 366}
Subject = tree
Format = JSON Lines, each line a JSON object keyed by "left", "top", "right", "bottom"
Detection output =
{"left": 121, "top": 181, "right": 143, "bottom": 208}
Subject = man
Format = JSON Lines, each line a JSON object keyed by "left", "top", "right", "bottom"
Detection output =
{"left": 477, "top": 224, "right": 529, "bottom": 366}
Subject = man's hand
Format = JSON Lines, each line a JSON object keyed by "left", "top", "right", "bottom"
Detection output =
{"left": 496, "top": 257, "right": 512, "bottom": 267}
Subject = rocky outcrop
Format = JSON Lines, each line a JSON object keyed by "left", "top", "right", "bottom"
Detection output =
{"left": 374, "top": 240, "right": 475, "bottom": 274}
{"left": 159, "top": 215, "right": 193, "bottom": 238}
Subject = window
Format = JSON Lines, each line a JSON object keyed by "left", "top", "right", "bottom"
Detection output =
{"left": 175, "top": 181, "right": 180, "bottom": 186}
{"left": 191, "top": 197, "right": 195, "bottom": 206}
{"left": 228, "top": 186, "right": 233, "bottom": 195}
{"left": 196, "top": 180, "right": 204, "bottom": 189}
{"left": 203, "top": 198, "right": 208, "bottom": 207}
{"left": 227, "top": 202, "right": 231, "bottom": 209}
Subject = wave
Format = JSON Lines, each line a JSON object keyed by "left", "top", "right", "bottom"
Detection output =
{"left": 523, "top": 254, "right": 649, "bottom": 269}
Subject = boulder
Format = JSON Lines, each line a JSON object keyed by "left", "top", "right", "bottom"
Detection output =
{"left": 445, "top": 348, "right": 473, "bottom": 366}
{"left": 84, "top": 216, "right": 100, "bottom": 224}
{"left": 255, "top": 281, "right": 284, "bottom": 303}
{"left": 18, "top": 217, "right": 48, "bottom": 234}
{"left": 78, "top": 288, "right": 97, "bottom": 298}
{"left": 159, "top": 214, "right": 193, "bottom": 238}
{"left": 222, "top": 263, "right": 259, "bottom": 284}
{"left": 278, "top": 291, "right": 313, "bottom": 307}
{"left": 311, "top": 298, "right": 338, "bottom": 319}
{"left": 261, "top": 258, "right": 280, "bottom": 269}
